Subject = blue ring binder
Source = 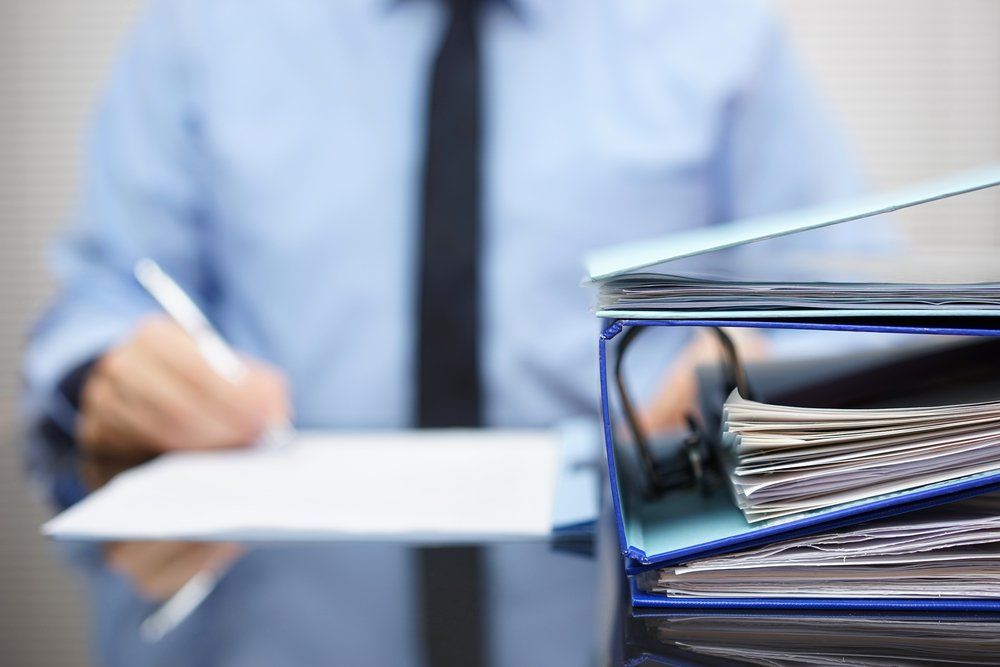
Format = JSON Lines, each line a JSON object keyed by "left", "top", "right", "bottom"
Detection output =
{"left": 600, "top": 317, "right": 1000, "bottom": 610}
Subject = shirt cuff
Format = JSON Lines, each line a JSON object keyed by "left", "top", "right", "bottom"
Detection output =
{"left": 31, "top": 357, "right": 100, "bottom": 510}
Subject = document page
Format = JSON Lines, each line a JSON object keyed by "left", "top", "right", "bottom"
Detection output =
{"left": 640, "top": 494, "right": 1000, "bottom": 599}
{"left": 722, "top": 391, "right": 1000, "bottom": 522}
{"left": 44, "top": 430, "right": 563, "bottom": 543}
{"left": 595, "top": 273, "right": 1000, "bottom": 317}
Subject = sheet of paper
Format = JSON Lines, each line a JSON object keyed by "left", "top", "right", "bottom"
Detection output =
{"left": 722, "top": 390, "right": 1000, "bottom": 522}
{"left": 642, "top": 494, "right": 1000, "bottom": 599}
{"left": 596, "top": 308, "right": 1000, "bottom": 320}
{"left": 44, "top": 429, "right": 565, "bottom": 543}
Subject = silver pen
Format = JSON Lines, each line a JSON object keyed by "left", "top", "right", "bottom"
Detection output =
{"left": 132, "top": 258, "right": 294, "bottom": 641}
{"left": 133, "top": 259, "right": 295, "bottom": 448}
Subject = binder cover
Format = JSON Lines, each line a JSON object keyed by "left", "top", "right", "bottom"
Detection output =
{"left": 586, "top": 164, "right": 1000, "bottom": 282}
{"left": 599, "top": 318, "right": 1000, "bottom": 610}
{"left": 586, "top": 164, "right": 1000, "bottom": 321}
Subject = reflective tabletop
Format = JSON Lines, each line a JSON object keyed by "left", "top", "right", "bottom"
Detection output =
{"left": 614, "top": 608, "right": 1000, "bottom": 666}
{"left": 592, "top": 511, "right": 1000, "bottom": 667}
{"left": 72, "top": 456, "right": 1000, "bottom": 666}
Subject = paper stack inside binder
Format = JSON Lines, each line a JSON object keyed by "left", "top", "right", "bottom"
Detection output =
{"left": 641, "top": 493, "right": 1000, "bottom": 599}
{"left": 723, "top": 392, "right": 1000, "bottom": 523}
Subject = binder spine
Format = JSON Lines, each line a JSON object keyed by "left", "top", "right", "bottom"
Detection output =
{"left": 599, "top": 324, "right": 629, "bottom": 556}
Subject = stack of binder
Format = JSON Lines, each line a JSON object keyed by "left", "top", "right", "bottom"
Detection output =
{"left": 622, "top": 609, "right": 1000, "bottom": 665}
{"left": 587, "top": 164, "right": 1000, "bottom": 610}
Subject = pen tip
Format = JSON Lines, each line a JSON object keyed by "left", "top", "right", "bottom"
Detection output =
{"left": 134, "top": 258, "right": 160, "bottom": 284}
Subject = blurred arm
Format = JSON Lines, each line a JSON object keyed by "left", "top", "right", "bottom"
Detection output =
{"left": 712, "top": 9, "right": 866, "bottom": 223}
{"left": 642, "top": 8, "right": 895, "bottom": 432}
{"left": 22, "top": 0, "right": 211, "bottom": 508}
{"left": 715, "top": 10, "right": 900, "bottom": 360}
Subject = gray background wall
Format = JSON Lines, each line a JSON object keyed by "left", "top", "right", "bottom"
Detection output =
{"left": 1, "top": 1, "right": 998, "bottom": 664}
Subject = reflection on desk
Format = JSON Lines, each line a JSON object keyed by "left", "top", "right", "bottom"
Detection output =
{"left": 621, "top": 610, "right": 1000, "bottom": 666}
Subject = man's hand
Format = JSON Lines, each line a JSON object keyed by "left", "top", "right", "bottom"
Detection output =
{"left": 77, "top": 315, "right": 291, "bottom": 600}
{"left": 639, "top": 328, "right": 769, "bottom": 435}
{"left": 78, "top": 315, "right": 291, "bottom": 456}
{"left": 105, "top": 541, "right": 244, "bottom": 601}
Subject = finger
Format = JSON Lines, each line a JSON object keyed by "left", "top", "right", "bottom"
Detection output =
{"left": 105, "top": 346, "right": 258, "bottom": 450}
{"left": 134, "top": 543, "right": 242, "bottom": 601}
{"left": 134, "top": 323, "right": 267, "bottom": 437}
{"left": 202, "top": 542, "right": 244, "bottom": 573}
{"left": 639, "top": 349, "right": 701, "bottom": 435}
{"left": 136, "top": 543, "right": 218, "bottom": 600}
{"left": 79, "top": 453, "right": 149, "bottom": 491}
{"left": 723, "top": 327, "right": 770, "bottom": 362}
{"left": 105, "top": 541, "right": 192, "bottom": 588}
{"left": 93, "top": 377, "right": 185, "bottom": 453}
{"left": 243, "top": 360, "right": 293, "bottom": 423}
{"left": 78, "top": 375, "right": 161, "bottom": 456}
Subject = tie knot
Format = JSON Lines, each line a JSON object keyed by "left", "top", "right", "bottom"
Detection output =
{"left": 446, "top": 0, "right": 483, "bottom": 20}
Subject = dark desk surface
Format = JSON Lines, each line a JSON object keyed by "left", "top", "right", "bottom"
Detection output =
{"left": 605, "top": 579, "right": 1000, "bottom": 666}
{"left": 74, "top": 456, "right": 1000, "bottom": 666}
{"left": 615, "top": 608, "right": 1000, "bottom": 666}
{"left": 585, "top": 509, "right": 1000, "bottom": 667}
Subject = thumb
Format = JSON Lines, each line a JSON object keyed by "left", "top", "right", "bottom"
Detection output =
{"left": 244, "top": 360, "right": 294, "bottom": 423}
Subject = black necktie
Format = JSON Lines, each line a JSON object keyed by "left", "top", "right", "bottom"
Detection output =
{"left": 416, "top": 0, "right": 485, "bottom": 665}
{"left": 417, "top": 0, "right": 482, "bottom": 428}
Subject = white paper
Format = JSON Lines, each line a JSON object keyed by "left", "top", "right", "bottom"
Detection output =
{"left": 593, "top": 274, "right": 1000, "bottom": 317}
{"left": 44, "top": 429, "right": 564, "bottom": 543}
{"left": 644, "top": 494, "right": 1000, "bottom": 599}
{"left": 722, "top": 391, "right": 1000, "bottom": 522}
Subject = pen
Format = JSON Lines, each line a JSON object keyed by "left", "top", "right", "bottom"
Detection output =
{"left": 134, "top": 258, "right": 248, "bottom": 383}
{"left": 139, "top": 569, "right": 224, "bottom": 643}
{"left": 133, "top": 258, "right": 295, "bottom": 448}
{"left": 132, "top": 258, "right": 295, "bottom": 641}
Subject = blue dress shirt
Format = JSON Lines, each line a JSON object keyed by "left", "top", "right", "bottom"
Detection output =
{"left": 23, "top": 0, "right": 874, "bottom": 664}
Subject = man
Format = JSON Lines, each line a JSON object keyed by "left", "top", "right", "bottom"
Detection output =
{"left": 23, "top": 0, "right": 867, "bottom": 664}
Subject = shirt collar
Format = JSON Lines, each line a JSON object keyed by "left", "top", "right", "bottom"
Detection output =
{"left": 383, "top": 0, "right": 525, "bottom": 22}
